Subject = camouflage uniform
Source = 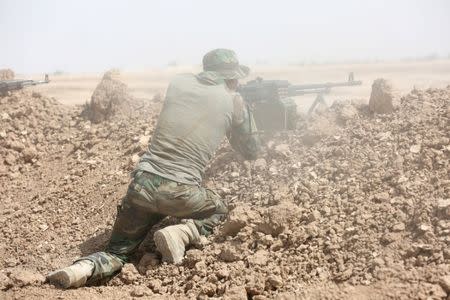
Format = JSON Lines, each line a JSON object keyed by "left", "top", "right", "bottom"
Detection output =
{"left": 78, "top": 49, "right": 260, "bottom": 284}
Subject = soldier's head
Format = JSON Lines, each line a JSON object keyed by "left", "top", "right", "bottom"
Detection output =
{"left": 202, "top": 48, "right": 249, "bottom": 90}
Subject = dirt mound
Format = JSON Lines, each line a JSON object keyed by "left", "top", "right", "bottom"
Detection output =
{"left": 0, "top": 91, "right": 77, "bottom": 178}
{"left": 81, "top": 70, "right": 134, "bottom": 123}
{"left": 0, "top": 85, "right": 449, "bottom": 299}
{"left": 369, "top": 78, "right": 398, "bottom": 114}
{"left": 0, "top": 69, "right": 14, "bottom": 80}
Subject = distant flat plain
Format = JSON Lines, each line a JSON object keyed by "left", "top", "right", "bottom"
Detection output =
{"left": 28, "top": 59, "right": 450, "bottom": 112}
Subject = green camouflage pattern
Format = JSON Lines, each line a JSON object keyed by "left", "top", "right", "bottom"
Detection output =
{"left": 202, "top": 48, "right": 250, "bottom": 80}
{"left": 78, "top": 171, "right": 228, "bottom": 285}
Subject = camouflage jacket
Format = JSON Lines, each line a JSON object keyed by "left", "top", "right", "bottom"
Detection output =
{"left": 136, "top": 72, "right": 260, "bottom": 185}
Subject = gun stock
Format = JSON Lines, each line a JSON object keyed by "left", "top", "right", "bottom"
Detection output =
{"left": 0, "top": 75, "right": 50, "bottom": 95}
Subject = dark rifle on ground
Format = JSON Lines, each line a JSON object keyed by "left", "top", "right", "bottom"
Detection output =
{"left": 238, "top": 72, "right": 362, "bottom": 131}
{"left": 0, "top": 74, "right": 50, "bottom": 96}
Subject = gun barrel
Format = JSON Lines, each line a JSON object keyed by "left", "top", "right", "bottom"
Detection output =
{"left": 0, "top": 75, "right": 50, "bottom": 94}
{"left": 289, "top": 80, "right": 362, "bottom": 94}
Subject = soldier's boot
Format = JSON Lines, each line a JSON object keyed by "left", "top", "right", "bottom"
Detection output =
{"left": 154, "top": 220, "right": 200, "bottom": 264}
{"left": 46, "top": 259, "right": 94, "bottom": 289}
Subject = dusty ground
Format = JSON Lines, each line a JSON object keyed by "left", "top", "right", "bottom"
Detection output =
{"left": 0, "top": 63, "right": 450, "bottom": 299}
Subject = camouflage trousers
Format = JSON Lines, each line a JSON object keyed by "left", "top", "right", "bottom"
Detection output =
{"left": 78, "top": 170, "right": 228, "bottom": 285}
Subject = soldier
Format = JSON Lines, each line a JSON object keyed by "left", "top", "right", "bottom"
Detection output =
{"left": 47, "top": 49, "right": 260, "bottom": 288}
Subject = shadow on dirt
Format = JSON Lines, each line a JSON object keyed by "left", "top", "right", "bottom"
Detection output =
{"left": 78, "top": 229, "right": 112, "bottom": 256}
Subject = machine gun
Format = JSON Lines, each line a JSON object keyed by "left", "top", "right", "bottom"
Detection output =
{"left": 238, "top": 73, "right": 362, "bottom": 131}
{"left": 0, "top": 74, "right": 50, "bottom": 96}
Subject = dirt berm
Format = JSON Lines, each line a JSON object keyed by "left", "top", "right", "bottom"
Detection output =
{"left": 0, "top": 83, "right": 449, "bottom": 299}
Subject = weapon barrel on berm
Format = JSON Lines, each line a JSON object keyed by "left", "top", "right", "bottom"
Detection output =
{"left": 0, "top": 74, "right": 50, "bottom": 95}
{"left": 288, "top": 72, "right": 362, "bottom": 95}
{"left": 238, "top": 72, "right": 362, "bottom": 131}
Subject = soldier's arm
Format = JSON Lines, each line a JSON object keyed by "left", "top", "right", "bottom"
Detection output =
{"left": 227, "top": 94, "right": 261, "bottom": 160}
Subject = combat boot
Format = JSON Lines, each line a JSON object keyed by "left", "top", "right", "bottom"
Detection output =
{"left": 46, "top": 259, "right": 94, "bottom": 289}
{"left": 154, "top": 220, "right": 200, "bottom": 264}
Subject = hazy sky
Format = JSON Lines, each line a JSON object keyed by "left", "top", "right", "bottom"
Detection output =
{"left": 1, "top": 0, "right": 449, "bottom": 73}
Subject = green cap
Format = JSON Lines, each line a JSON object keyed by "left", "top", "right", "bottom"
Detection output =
{"left": 202, "top": 49, "right": 250, "bottom": 80}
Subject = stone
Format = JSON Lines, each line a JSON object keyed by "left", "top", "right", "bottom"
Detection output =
{"left": 22, "top": 146, "right": 38, "bottom": 162}
{"left": 118, "top": 263, "right": 140, "bottom": 284}
{"left": 253, "top": 158, "right": 267, "bottom": 170}
{"left": 9, "top": 141, "right": 25, "bottom": 152}
{"left": 82, "top": 69, "right": 134, "bottom": 123}
{"left": 4, "top": 153, "right": 16, "bottom": 165}
{"left": 409, "top": 144, "right": 421, "bottom": 153}
{"left": 222, "top": 204, "right": 260, "bottom": 236}
{"left": 219, "top": 245, "right": 242, "bottom": 262}
{"left": 439, "top": 275, "right": 450, "bottom": 292}
{"left": 247, "top": 250, "right": 269, "bottom": 266}
{"left": 274, "top": 144, "right": 291, "bottom": 158}
{"left": 130, "top": 285, "right": 152, "bottom": 297}
{"left": 216, "top": 267, "right": 230, "bottom": 279}
{"left": 437, "top": 199, "right": 450, "bottom": 209}
{"left": 308, "top": 210, "right": 321, "bottom": 223}
{"left": 223, "top": 285, "right": 247, "bottom": 300}
{"left": 266, "top": 275, "right": 283, "bottom": 289}
{"left": 392, "top": 222, "right": 406, "bottom": 232}
{"left": 8, "top": 269, "right": 45, "bottom": 287}
{"left": 137, "top": 252, "right": 159, "bottom": 273}
{"left": 0, "top": 272, "right": 12, "bottom": 291}
{"left": 369, "top": 78, "right": 396, "bottom": 114}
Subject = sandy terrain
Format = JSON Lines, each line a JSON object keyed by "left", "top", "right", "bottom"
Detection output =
{"left": 0, "top": 61, "right": 449, "bottom": 299}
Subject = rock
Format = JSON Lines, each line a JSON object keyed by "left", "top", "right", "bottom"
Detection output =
{"left": 8, "top": 269, "right": 45, "bottom": 287}
{"left": 184, "top": 249, "right": 204, "bottom": 267}
{"left": 253, "top": 158, "right": 267, "bottom": 170}
{"left": 266, "top": 275, "right": 283, "bottom": 289}
{"left": 247, "top": 250, "right": 268, "bottom": 266}
{"left": 148, "top": 278, "right": 162, "bottom": 293}
{"left": 138, "top": 252, "right": 159, "bottom": 273}
{"left": 333, "top": 100, "right": 358, "bottom": 123}
{"left": 409, "top": 144, "right": 421, "bottom": 153}
{"left": 216, "top": 267, "right": 230, "bottom": 279}
{"left": 82, "top": 69, "right": 134, "bottom": 123}
{"left": 373, "top": 192, "right": 390, "bottom": 202}
{"left": 219, "top": 245, "right": 242, "bottom": 262}
{"left": 130, "top": 153, "right": 140, "bottom": 165}
{"left": 130, "top": 285, "right": 152, "bottom": 297}
{"left": 138, "top": 135, "right": 150, "bottom": 148}
{"left": 439, "top": 275, "right": 450, "bottom": 292}
{"left": 1, "top": 112, "right": 10, "bottom": 120}
{"left": 4, "top": 153, "right": 16, "bottom": 165}
{"left": 0, "top": 272, "right": 12, "bottom": 290}
{"left": 22, "top": 146, "right": 38, "bottom": 162}
{"left": 223, "top": 285, "right": 247, "bottom": 300}
{"left": 369, "top": 78, "right": 396, "bottom": 114}
{"left": 273, "top": 144, "right": 291, "bottom": 158}
{"left": 308, "top": 210, "right": 321, "bottom": 223}
{"left": 222, "top": 204, "right": 260, "bottom": 236}
{"left": 9, "top": 141, "right": 25, "bottom": 152}
{"left": 118, "top": 263, "right": 140, "bottom": 284}
{"left": 437, "top": 198, "right": 450, "bottom": 209}
{"left": 392, "top": 222, "right": 406, "bottom": 232}
{"left": 256, "top": 202, "right": 302, "bottom": 236}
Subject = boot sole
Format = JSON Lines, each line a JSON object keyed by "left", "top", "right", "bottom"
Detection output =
{"left": 46, "top": 270, "right": 71, "bottom": 289}
{"left": 154, "top": 230, "right": 182, "bottom": 264}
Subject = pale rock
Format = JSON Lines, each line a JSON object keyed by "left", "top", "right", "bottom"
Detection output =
{"left": 8, "top": 269, "right": 45, "bottom": 287}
